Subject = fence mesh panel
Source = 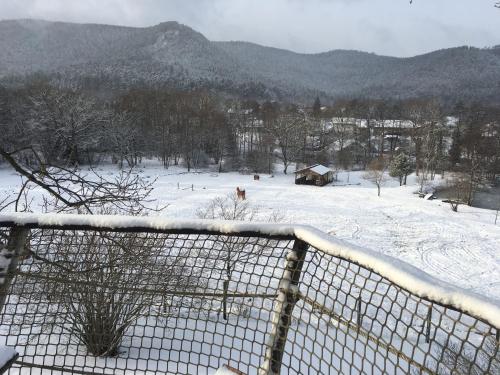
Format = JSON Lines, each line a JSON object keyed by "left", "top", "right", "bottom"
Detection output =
{"left": 0, "top": 226, "right": 498, "bottom": 374}
{"left": 287, "top": 248, "right": 499, "bottom": 375}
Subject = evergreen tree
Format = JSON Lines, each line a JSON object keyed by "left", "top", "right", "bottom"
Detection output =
{"left": 389, "top": 153, "right": 412, "bottom": 186}
{"left": 312, "top": 96, "right": 321, "bottom": 118}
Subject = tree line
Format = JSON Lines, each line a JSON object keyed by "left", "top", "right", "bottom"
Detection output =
{"left": 1, "top": 79, "right": 499, "bottom": 207}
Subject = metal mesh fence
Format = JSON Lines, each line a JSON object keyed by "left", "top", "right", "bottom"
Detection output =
{"left": 0, "top": 224, "right": 498, "bottom": 374}
{"left": 287, "top": 249, "right": 499, "bottom": 375}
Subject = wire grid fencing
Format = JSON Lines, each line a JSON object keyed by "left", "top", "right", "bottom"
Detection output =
{"left": 0, "top": 223, "right": 498, "bottom": 375}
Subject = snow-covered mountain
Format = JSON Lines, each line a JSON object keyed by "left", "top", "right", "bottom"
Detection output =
{"left": 1, "top": 19, "right": 499, "bottom": 103}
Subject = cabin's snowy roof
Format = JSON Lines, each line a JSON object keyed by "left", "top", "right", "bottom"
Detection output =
{"left": 295, "top": 164, "right": 331, "bottom": 176}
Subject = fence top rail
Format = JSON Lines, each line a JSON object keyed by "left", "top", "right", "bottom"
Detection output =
{"left": 0, "top": 212, "right": 297, "bottom": 239}
{"left": 0, "top": 212, "right": 499, "bottom": 328}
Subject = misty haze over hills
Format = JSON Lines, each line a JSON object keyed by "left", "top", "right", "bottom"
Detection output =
{"left": 1, "top": 19, "right": 499, "bottom": 104}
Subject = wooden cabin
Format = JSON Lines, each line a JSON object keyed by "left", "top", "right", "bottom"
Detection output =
{"left": 294, "top": 164, "right": 333, "bottom": 186}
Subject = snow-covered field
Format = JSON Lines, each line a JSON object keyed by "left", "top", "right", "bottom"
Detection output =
{"left": 0, "top": 162, "right": 499, "bottom": 301}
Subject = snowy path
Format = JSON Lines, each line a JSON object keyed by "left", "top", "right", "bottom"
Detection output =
{"left": 0, "top": 163, "right": 499, "bottom": 300}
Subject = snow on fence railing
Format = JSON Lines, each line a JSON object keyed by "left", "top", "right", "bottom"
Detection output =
{"left": 0, "top": 213, "right": 498, "bottom": 374}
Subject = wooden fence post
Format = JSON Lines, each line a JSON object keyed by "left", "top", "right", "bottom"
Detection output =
{"left": 223, "top": 279, "right": 229, "bottom": 320}
{"left": 259, "top": 239, "right": 308, "bottom": 375}
{"left": 356, "top": 296, "right": 362, "bottom": 330}
{"left": 0, "top": 226, "right": 29, "bottom": 313}
{"left": 425, "top": 305, "right": 432, "bottom": 344}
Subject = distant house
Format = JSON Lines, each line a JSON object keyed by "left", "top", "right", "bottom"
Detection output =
{"left": 294, "top": 164, "right": 333, "bottom": 186}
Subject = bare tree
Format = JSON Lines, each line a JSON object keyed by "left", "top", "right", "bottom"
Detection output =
{"left": 107, "top": 111, "right": 141, "bottom": 168}
{"left": 23, "top": 84, "right": 108, "bottom": 166}
{"left": 267, "top": 109, "right": 307, "bottom": 174}
{"left": 331, "top": 118, "right": 353, "bottom": 154}
{"left": 457, "top": 104, "right": 494, "bottom": 206}
{"left": 196, "top": 194, "right": 283, "bottom": 319}
{"left": 445, "top": 173, "right": 469, "bottom": 212}
{"left": 337, "top": 148, "right": 354, "bottom": 182}
{"left": 495, "top": 201, "right": 499, "bottom": 224}
{"left": 402, "top": 99, "right": 442, "bottom": 177}
{"left": 363, "top": 158, "right": 388, "bottom": 197}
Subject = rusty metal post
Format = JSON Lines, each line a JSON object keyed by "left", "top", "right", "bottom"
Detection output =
{"left": 259, "top": 239, "right": 308, "bottom": 375}
{"left": 0, "top": 226, "right": 29, "bottom": 313}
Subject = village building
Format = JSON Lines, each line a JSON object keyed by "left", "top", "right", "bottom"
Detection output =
{"left": 294, "top": 164, "right": 333, "bottom": 186}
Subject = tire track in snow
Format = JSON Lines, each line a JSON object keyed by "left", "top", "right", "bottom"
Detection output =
{"left": 417, "top": 224, "right": 498, "bottom": 294}
{"left": 420, "top": 242, "right": 464, "bottom": 283}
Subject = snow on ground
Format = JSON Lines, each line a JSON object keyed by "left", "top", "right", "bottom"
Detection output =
{"left": 0, "top": 161, "right": 499, "bottom": 300}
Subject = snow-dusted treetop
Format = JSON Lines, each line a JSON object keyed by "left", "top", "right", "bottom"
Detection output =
{"left": 0, "top": 212, "right": 498, "bottom": 328}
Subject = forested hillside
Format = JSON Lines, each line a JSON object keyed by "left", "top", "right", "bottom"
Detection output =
{"left": 1, "top": 19, "right": 500, "bottom": 104}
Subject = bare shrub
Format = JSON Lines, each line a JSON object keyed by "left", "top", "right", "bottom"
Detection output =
{"left": 196, "top": 193, "right": 283, "bottom": 319}
{"left": 445, "top": 173, "right": 469, "bottom": 212}
{"left": 39, "top": 230, "right": 197, "bottom": 357}
{"left": 26, "top": 204, "right": 201, "bottom": 357}
{"left": 437, "top": 336, "right": 498, "bottom": 375}
{"left": 196, "top": 193, "right": 258, "bottom": 222}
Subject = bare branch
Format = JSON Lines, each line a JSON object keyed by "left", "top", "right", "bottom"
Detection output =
{"left": 0, "top": 146, "right": 76, "bottom": 209}
{"left": 0, "top": 194, "right": 15, "bottom": 212}
{"left": 0, "top": 146, "right": 162, "bottom": 214}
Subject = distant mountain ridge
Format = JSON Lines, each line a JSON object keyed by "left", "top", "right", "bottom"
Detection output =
{"left": 1, "top": 19, "right": 499, "bottom": 103}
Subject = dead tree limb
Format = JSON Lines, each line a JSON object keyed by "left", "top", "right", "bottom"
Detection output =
{"left": 0, "top": 146, "right": 161, "bottom": 214}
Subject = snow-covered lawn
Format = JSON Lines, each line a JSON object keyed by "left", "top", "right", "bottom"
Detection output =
{"left": 0, "top": 162, "right": 499, "bottom": 300}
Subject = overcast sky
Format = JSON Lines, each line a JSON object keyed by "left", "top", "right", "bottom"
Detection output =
{"left": 0, "top": 0, "right": 499, "bottom": 57}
